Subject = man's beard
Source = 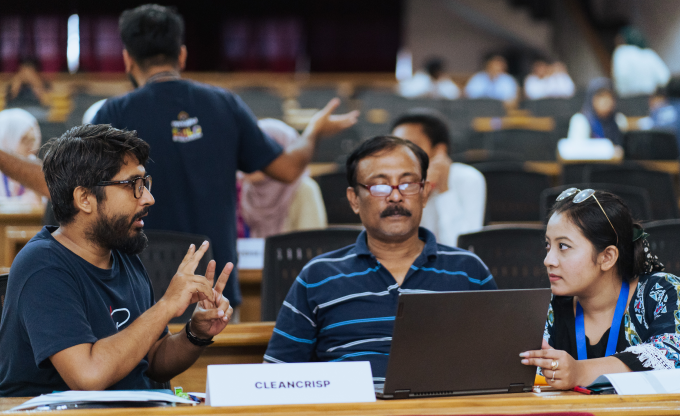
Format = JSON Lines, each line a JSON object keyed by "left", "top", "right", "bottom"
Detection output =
{"left": 86, "top": 207, "right": 149, "bottom": 255}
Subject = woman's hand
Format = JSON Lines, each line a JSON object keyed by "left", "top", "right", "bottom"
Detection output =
{"left": 520, "top": 340, "right": 585, "bottom": 390}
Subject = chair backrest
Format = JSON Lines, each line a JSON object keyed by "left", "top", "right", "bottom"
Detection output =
{"left": 138, "top": 230, "right": 214, "bottom": 323}
{"left": 457, "top": 225, "right": 548, "bottom": 289}
{"left": 0, "top": 273, "right": 8, "bottom": 325}
{"left": 521, "top": 97, "right": 581, "bottom": 118}
{"left": 617, "top": 95, "right": 650, "bottom": 117}
{"left": 311, "top": 126, "right": 363, "bottom": 163}
{"left": 314, "top": 172, "right": 361, "bottom": 225}
{"left": 233, "top": 88, "right": 284, "bottom": 119}
{"left": 644, "top": 219, "right": 680, "bottom": 276}
{"left": 624, "top": 130, "right": 679, "bottom": 160}
{"left": 540, "top": 183, "right": 653, "bottom": 222}
{"left": 261, "top": 228, "right": 363, "bottom": 321}
{"left": 585, "top": 165, "right": 679, "bottom": 220}
{"left": 474, "top": 162, "right": 552, "bottom": 223}
{"left": 482, "top": 129, "right": 559, "bottom": 161}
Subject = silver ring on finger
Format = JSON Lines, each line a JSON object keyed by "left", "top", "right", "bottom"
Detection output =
{"left": 550, "top": 369, "right": 555, "bottom": 382}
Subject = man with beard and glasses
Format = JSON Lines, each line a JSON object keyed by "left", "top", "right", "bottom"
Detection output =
{"left": 264, "top": 136, "right": 497, "bottom": 384}
{"left": 0, "top": 124, "right": 234, "bottom": 396}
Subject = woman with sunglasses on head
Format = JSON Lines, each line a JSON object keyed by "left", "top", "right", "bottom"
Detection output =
{"left": 520, "top": 188, "right": 680, "bottom": 390}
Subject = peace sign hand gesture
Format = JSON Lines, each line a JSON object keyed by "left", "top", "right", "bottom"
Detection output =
{"left": 189, "top": 259, "right": 234, "bottom": 339}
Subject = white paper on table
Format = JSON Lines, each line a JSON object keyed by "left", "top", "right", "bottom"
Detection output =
{"left": 557, "top": 138, "right": 616, "bottom": 160}
{"left": 206, "top": 362, "right": 376, "bottom": 407}
{"left": 236, "top": 238, "right": 265, "bottom": 269}
{"left": 588, "top": 369, "right": 680, "bottom": 395}
{"left": 11, "top": 390, "right": 196, "bottom": 411}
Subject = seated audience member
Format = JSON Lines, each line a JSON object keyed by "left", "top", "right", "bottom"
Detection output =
{"left": 612, "top": 26, "right": 670, "bottom": 98}
{"left": 524, "top": 59, "right": 575, "bottom": 100}
{"left": 637, "top": 86, "right": 677, "bottom": 132}
{"left": 567, "top": 78, "right": 627, "bottom": 147}
{"left": 399, "top": 58, "right": 461, "bottom": 100}
{"left": 5, "top": 58, "right": 50, "bottom": 107}
{"left": 264, "top": 136, "right": 496, "bottom": 381}
{"left": 391, "top": 109, "right": 485, "bottom": 246}
{"left": 0, "top": 108, "right": 44, "bottom": 208}
{"left": 464, "top": 54, "right": 518, "bottom": 102}
{"left": 0, "top": 124, "right": 234, "bottom": 396}
{"left": 240, "top": 118, "right": 327, "bottom": 238}
{"left": 521, "top": 188, "right": 680, "bottom": 389}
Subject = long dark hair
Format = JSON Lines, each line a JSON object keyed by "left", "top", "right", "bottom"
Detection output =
{"left": 549, "top": 190, "right": 660, "bottom": 281}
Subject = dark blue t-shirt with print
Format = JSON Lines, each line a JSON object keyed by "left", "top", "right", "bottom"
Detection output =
{"left": 92, "top": 79, "right": 284, "bottom": 306}
{"left": 0, "top": 226, "right": 167, "bottom": 397}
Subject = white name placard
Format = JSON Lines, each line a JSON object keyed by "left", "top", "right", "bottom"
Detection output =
{"left": 205, "top": 362, "right": 376, "bottom": 407}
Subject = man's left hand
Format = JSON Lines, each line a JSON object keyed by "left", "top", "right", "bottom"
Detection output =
{"left": 189, "top": 261, "right": 234, "bottom": 339}
{"left": 303, "top": 98, "right": 359, "bottom": 139}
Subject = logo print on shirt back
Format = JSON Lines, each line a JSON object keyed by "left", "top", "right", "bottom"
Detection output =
{"left": 171, "top": 111, "right": 203, "bottom": 143}
{"left": 110, "top": 306, "right": 131, "bottom": 330}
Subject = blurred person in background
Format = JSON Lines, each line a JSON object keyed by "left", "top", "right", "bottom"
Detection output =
{"left": 398, "top": 57, "right": 460, "bottom": 100}
{"left": 0, "top": 109, "right": 44, "bottom": 209}
{"left": 239, "top": 118, "right": 327, "bottom": 238}
{"left": 464, "top": 54, "right": 518, "bottom": 103}
{"left": 636, "top": 85, "right": 678, "bottom": 133}
{"left": 612, "top": 26, "right": 670, "bottom": 98}
{"left": 567, "top": 78, "right": 627, "bottom": 147}
{"left": 524, "top": 58, "right": 575, "bottom": 100}
{"left": 5, "top": 58, "right": 50, "bottom": 108}
{"left": 391, "top": 109, "right": 485, "bottom": 246}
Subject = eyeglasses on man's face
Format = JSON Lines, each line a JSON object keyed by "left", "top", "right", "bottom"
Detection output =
{"left": 96, "top": 175, "right": 152, "bottom": 199}
{"left": 357, "top": 181, "right": 424, "bottom": 197}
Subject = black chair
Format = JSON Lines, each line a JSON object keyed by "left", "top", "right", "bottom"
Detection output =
{"left": 0, "top": 273, "right": 8, "bottom": 325}
{"left": 261, "top": 228, "right": 363, "bottom": 321}
{"left": 457, "top": 225, "right": 548, "bottom": 289}
{"left": 233, "top": 88, "right": 284, "bottom": 119}
{"left": 462, "top": 98, "right": 506, "bottom": 118}
{"left": 311, "top": 126, "right": 362, "bottom": 164}
{"left": 617, "top": 95, "right": 650, "bottom": 117}
{"left": 481, "top": 129, "right": 559, "bottom": 161}
{"left": 644, "top": 219, "right": 680, "bottom": 276}
{"left": 540, "top": 183, "right": 653, "bottom": 222}
{"left": 521, "top": 97, "right": 581, "bottom": 119}
{"left": 624, "top": 130, "right": 679, "bottom": 160}
{"left": 314, "top": 172, "right": 361, "bottom": 225}
{"left": 585, "top": 165, "right": 679, "bottom": 220}
{"left": 138, "top": 230, "right": 214, "bottom": 324}
{"left": 38, "top": 121, "right": 67, "bottom": 147}
{"left": 475, "top": 162, "right": 552, "bottom": 224}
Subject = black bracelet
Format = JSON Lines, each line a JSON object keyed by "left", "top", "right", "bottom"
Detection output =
{"left": 185, "top": 319, "right": 214, "bottom": 347}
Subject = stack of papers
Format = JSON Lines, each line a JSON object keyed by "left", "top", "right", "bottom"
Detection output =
{"left": 588, "top": 369, "right": 680, "bottom": 395}
{"left": 12, "top": 390, "right": 197, "bottom": 411}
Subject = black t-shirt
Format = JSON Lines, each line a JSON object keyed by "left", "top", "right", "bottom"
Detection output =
{"left": 547, "top": 296, "right": 645, "bottom": 371}
{"left": 92, "top": 79, "right": 283, "bottom": 306}
{"left": 0, "top": 226, "right": 167, "bottom": 397}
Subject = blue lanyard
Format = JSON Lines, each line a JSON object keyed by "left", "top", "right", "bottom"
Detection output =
{"left": 2, "top": 174, "right": 24, "bottom": 197}
{"left": 575, "top": 280, "right": 629, "bottom": 360}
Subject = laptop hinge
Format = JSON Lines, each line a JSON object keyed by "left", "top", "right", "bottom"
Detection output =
{"left": 508, "top": 383, "right": 525, "bottom": 393}
{"left": 394, "top": 389, "right": 411, "bottom": 399}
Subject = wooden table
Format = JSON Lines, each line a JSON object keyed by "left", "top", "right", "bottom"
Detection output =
{"left": 238, "top": 269, "right": 263, "bottom": 322}
{"left": 0, "top": 211, "right": 44, "bottom": 268}
{"left": 4, "top": 391, "right": 680, "bottom": 415}
{"left": 168, "top": 322, "right": 274, "bottom": 393}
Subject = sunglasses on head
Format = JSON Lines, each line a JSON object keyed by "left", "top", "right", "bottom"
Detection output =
{"left": 556, "top": 188, "right": 619, "bottom": 246}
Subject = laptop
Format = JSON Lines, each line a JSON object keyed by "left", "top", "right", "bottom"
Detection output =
{"left": 376, "top": 288, "right": 552, "bottom": 399}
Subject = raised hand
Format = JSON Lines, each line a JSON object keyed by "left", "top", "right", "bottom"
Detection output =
{"left": 303, "top": 98, "right": 359, "bottom": 139}
{"left": 159, "top": 241, "right": 215, "bottom": 318}
{"left": 189, "top": 260, "right": 234, "bottom": 339}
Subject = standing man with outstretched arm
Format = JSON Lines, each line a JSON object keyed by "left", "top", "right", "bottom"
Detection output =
{"left": 0, "top": 125, "right": 233, "bottom": 396}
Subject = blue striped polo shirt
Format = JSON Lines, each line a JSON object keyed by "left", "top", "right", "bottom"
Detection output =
{"left": 264, "top": 227, "right": 496, "bottom": 383}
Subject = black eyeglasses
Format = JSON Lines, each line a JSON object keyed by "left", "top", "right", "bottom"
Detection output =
{"left": 556, "top": 187, "right": 618, "bottom": 245}
{"left": 96, "top": 175, "right": 152, "bottom": 199}
{"left": 357, "top": 182, "right": 424, "bottom": 197}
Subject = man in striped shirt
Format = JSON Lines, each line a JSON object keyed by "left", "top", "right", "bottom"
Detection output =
{"left": 264, "top": 136, "right": 496, "bottom": 383}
